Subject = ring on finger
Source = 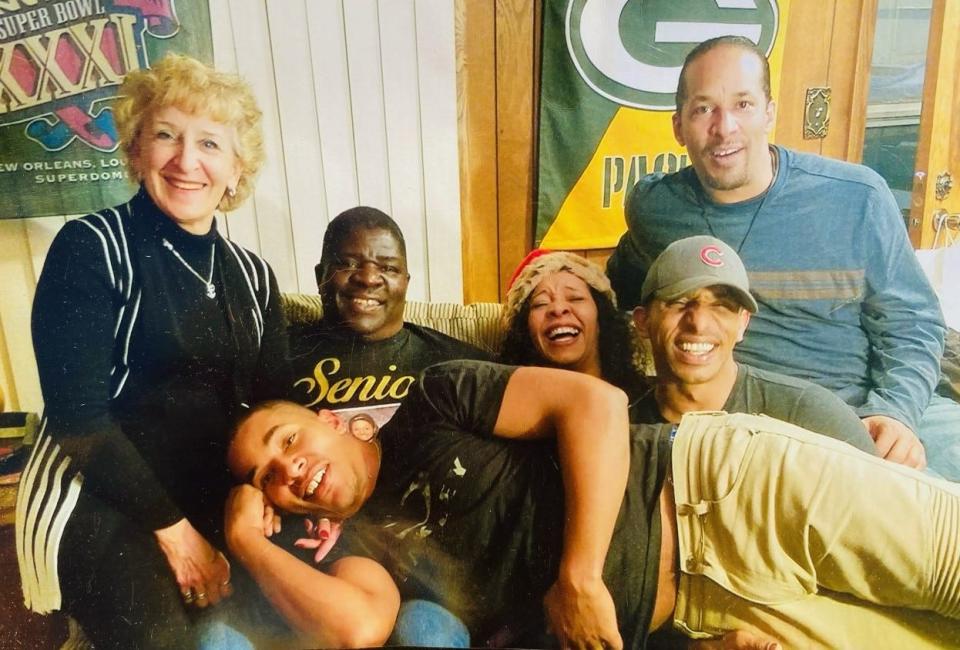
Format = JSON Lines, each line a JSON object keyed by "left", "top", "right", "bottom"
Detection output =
{"left": 182, "top": 590, "right": 195, "bottom": 604}
{"left": 195, "top": 592, "right": 207, "bottom": 600}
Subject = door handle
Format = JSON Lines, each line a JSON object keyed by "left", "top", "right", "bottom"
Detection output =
{"left": 933, "top": 209, "right": 960, "bottom": 231}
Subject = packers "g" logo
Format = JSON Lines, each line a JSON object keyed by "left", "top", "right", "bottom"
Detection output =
{"left": 565, "top": 0, "right": 779, "bottom": 110}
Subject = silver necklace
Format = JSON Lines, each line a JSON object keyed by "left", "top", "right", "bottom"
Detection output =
{"left": 162, "top": 238, "right": 217, "bottom": 299}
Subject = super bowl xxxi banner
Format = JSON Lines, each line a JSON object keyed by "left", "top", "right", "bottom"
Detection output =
{"left": 0, "top": 0, "right": 212, "bottom": 218}
{"left": 537, "top": 0, "right": 790, "bottom": 249}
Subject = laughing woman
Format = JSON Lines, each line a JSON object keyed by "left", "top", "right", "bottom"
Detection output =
{"left": 16, "top": 54, "right": 288, "bottom": 648}
{"left": 499, "top": 249, "right": 645, "bottom": 397}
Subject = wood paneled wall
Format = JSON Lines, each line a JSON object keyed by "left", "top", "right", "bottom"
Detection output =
{"left": 457, "top": 0, "right": 540, "bottom": 303}
{"left": 209, "top": 0, "right": 463, "bottom": 301}
{"left": 0, "top": 0, "right": 463, "bottom": 413}
{"left": 452, "top": 0, "right": 884, "bottom": 291}
{"left": 775, "top": 0, "right": 878, "bottom": 161}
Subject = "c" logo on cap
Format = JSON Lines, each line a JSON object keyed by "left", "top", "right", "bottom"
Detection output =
{"left": 700, "top": 245, "right": 725, "bottom": 267}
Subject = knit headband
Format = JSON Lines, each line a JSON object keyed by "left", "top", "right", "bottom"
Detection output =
{"left": 502, "top": 250, "right": 616, "bottom": 332}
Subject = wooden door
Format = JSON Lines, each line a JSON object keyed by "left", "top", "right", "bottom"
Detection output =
{"left": 909, "top": 0, "right": 960, "bottom": 248}
{"left": 456, "top": 0, "right": 540, "bottom": 303}
{"left": 774, "top": 0, "right": 877, "bottom": 161}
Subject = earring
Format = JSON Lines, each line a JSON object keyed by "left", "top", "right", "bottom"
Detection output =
{"left": 227, "top": 186, "right": 236, "bottom": 197}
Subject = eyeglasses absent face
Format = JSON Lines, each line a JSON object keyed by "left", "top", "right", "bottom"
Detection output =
{"left": 323, "top": 227, "right": 410, "bottom": 341}
{"left": 634, "top": 285, "right": 750, "bottom": 387}
{"left": 672, "top": 45, "right": 775, "bottom": 204}
{"left": 134, "top": 105, "right": 241, "bottom": 234}
{"left": 349, "top": 416, "right": 377, "bottom": 442}
{"left": 228, "top": 403, "right": 376, "bottom": 518}
{"left": 526, "top": 271, "right": 602, "bottom": 378}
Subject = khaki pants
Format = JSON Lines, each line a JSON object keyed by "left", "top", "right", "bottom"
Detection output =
{"left": 671, "top": 412, "right": 960, "bottom": 649}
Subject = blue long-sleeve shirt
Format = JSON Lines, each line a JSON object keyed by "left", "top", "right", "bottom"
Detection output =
{"left": 607, "top": 146, "right": 945, "bottom": 431}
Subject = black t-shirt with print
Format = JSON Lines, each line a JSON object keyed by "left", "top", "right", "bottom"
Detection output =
{"left": 286, "top": 320, "right": 491, "bottom": 411}
{"left": 326, "top": 360, "right": 671, "bottom": 649}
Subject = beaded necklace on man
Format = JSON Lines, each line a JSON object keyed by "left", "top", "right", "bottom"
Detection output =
{"left": 700, "top": 147, "right": 779, "bottom": 253}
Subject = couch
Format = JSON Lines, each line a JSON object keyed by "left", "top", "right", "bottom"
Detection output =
{"left": 15, "top": 295, "right": 960, "bottom": 648}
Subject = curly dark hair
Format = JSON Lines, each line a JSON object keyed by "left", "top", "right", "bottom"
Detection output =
{"left": 499, "top": 287, "right": 647, "bottom": 396}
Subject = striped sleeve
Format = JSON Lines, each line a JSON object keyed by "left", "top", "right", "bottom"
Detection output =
{"left": 29, "top": 213, "right": 182, "bottom": 529}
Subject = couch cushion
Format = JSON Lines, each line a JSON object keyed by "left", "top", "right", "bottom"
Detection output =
{"left": 282, "top": 293, "right": 325, "bottom": 326}
{"left": 281, "top": 293, "right": 504, "bottom": 354}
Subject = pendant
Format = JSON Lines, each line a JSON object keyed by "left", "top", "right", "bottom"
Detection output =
{"left": 206, "top": 283, "right": 217, "bottom": 299}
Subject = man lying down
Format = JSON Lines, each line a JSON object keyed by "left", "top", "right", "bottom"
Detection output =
{"left": 225, "top": 361, "right": 960, "bottom": 649}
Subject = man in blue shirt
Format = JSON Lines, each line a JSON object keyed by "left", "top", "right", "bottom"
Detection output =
{"left": 607, "top": 35, "right": 956, "bottom": 478}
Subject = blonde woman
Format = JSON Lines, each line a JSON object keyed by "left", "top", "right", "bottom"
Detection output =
{"left": 18, "top": 54, "right": 288, "bottom": 648}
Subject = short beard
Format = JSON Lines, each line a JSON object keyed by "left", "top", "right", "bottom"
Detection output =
{"left": 701, "top": 167, "right": 750, "bottom": 192}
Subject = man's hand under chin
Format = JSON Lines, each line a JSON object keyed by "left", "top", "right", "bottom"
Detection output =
{"left": 862, "top": 415, "right": 927, "bottom": 470}
{"left": 225, "top": 484, "right": 280, "bottom": 544}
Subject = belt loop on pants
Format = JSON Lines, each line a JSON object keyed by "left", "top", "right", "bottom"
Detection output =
{"left": 676, "top": 501, "right": 711, "bottom": 572}
{"left": 676, "top": 502, "right": 710, "bottom": 517}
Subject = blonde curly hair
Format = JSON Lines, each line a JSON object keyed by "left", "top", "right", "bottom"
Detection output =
{"left": 114, "top": 53, "right": 264, "bottom": 212}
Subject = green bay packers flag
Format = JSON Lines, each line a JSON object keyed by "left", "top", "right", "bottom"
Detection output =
{"left": 0, "top": 0, "right": 212, "bottom": 218}
{"left": 537, "top": 0, "right": 790, "bottom": 249}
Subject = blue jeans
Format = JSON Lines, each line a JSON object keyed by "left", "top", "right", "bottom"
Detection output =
{"left": 388, "top": 599, "right": 470, "bottom": 647}
{"left": 917, "top": 393, "right": 960, "bottom": 481}
{"left": 197, "top": 620, "right": 255, "bottom": 650}
{"left": 194, "top": 587, "right": 293, "bottom": 650}
{"left": 198, "top": 600, "right": 469, "bottom": 649}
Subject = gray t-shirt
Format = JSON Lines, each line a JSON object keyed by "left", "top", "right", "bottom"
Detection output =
{"left": 631, "top": 364, "right": 876, "bottom": 455}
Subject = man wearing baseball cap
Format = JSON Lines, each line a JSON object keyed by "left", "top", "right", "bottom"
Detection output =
{"left": 631, "top": 236, "right": 876, "bottom": 455}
